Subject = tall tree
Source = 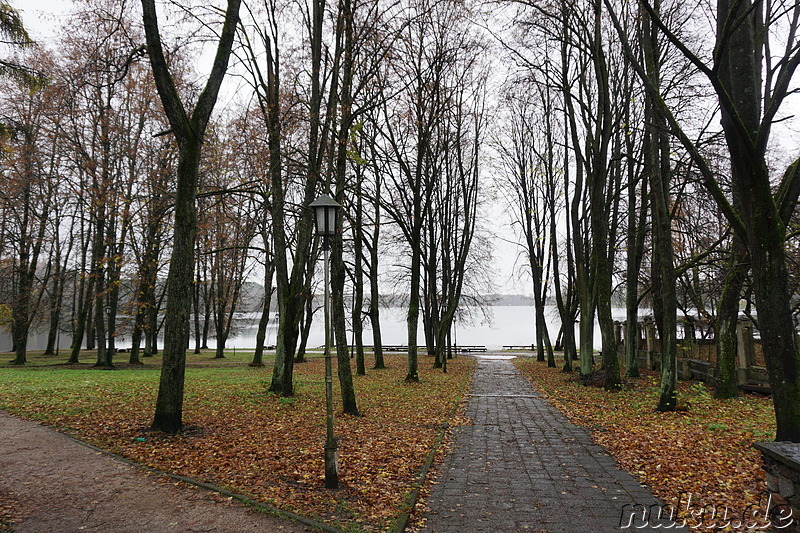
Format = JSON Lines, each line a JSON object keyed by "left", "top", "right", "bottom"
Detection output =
{"left": 585, "top": 0, "right": 621, "bottom": 391}
{"left": 251, "top": 0, "right": 322, "bottom": 397}
{"left": 142, "top": 0, "right": 241, "bottom": 434}
{"left": 430, "top": 73, "right": 485, "bottom": 370}
{"left": 378, "top": 0, "right": 477, "bottom": 381}
{"left": 0, "top": 4, "right": 49, "bottom": 365}
{"left": 641, "top": 0, "right": 677, "bottom": 410}
{"left": 361, "top": 122, "right": 386, "bottom": 369}
{"left": 0, "top": 59, "right": 56, "bottom": 365}
{"left": 496, "top": 92, "right": 556, "bottom": 367}
{"left": 621, "top": 2, "right": 648, "bottom": 378}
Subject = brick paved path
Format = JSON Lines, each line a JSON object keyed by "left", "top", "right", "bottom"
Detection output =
{"left": 420, "top": 355, "right": 685, "bottom": 533}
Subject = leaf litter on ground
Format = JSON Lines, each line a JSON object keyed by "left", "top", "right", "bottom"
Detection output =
{"left": 515, "top": 358, "right": 776, "bottom": 531}
{"left": 0, "top": 352, "right": 474, "bottom": 532}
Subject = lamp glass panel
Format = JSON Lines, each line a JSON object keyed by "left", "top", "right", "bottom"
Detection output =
{"left": 325, "top": 206, "right": 337, "bottom": 235}
{"left": 313, "top": 206, "right": 326, "bottom": 236}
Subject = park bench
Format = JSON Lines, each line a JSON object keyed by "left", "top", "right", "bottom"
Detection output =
{"left": 503, "top": 345, "right": 535, "bottom": 350}
{"left": 687, "top": 358, "right": 712, "bottom": 381}
{"left": 352, "top": 345, "right": 407, "bottom": 351}
{"left": 453, "top": 345, "right": 487, "bottom": 353}
{"left": 379, "top": 345, "right": 409, "bottom": 352}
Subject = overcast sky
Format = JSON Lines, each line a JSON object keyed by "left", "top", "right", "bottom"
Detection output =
{"left": 17, "top": 0, "right": 73, "bottom": 43}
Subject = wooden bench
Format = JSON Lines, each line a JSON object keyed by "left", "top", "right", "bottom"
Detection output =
{"left": 378, "top": 345, "right": 408, "bottom": 352}
{"left": 453, "top": 345, "right": 487, "bottom": 353}
{"left": 687, "top": 358, "right": 712, "bottom": 381}
{"left": 341, "top": 345, "right": 486, "bottom": 353}
{"left": 340, "top": 345, "right": 407, "bottom": 351}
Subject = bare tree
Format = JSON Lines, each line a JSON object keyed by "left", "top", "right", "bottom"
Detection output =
{"left": 0, "top": 54, "right": 58, "bottom": 364}
{"left": 141, "top": 0, "right": 241, "bottom": 434}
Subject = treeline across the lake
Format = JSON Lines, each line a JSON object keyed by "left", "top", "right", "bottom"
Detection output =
{"left": 1, "top": 0, "right": 800, "bottom": 441}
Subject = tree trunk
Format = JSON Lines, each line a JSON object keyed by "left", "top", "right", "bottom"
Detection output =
{"left": 144, "top": 299, "right": 158, "bottom": 357}
{"left": 269, "top": 0, "right": 324, "bottom": 396}
{"left": 44, "top": 257, "right": 65, "bottom": 356}
{"left": 142, "top": 0, "right": 241, "bottom": 433}
{"left": 295, "top": 295, "right": 313, "bottom": 363}
{"left": 129, "top": 217, "right": 157, "bottom": 364}
{"left": 11, "top": 260, "right": 31, "bottom": 365}
{"left": 92, "top": 209, "right": 110, "bottom": 368}
{"left": 561, "top": 8, "right": 593, "bottom": 378}
{"left": 151, "top": 142, "right": 201, "bottom": 433}
{"left": 589, "top": 0, "right": 620, "bottom": 391}
{"left": 330, "top": 0, "right": 360, "bottom": 412}
{"left": 368, "top": 170, "right": 385, "bottom": 370}
{"left": 532, "top": 278, "right": 553, "bottom": 366}
{"left": 214, "top": 308, "right": 227, "bottom": 359}
{"left": 368, "top": 286, "right": 384, "bottom": 369}
{"left": 406, "top": 242, "right": 421, "bottom": 382}
{"left": 714, "top": 0, "right": 800, "bottom": 440}
{"left": 554, "top": 111, "right": 577, "bottom": 373}
{"left": 353, "top": 185, "right": 366, "bottom": 376}
{"left": 715, "top": 239, "right": 748, "bottom": 399}
{"left": 68, "top": 263, "right": 91, "bottom": 364}
{"left": 332, "top": 206, "right": 359, "bottom": 415}
{"left": 624, "top": 150, "right": 648, "bottom": 378}
{"left": 193, "top": 262, "right": 202, "bottom": 355}
{"left": 639, "top": 0, "right": 678, "bottom": 410}
{"left": 251, "top": 264, "right": 275, "bottom": 367}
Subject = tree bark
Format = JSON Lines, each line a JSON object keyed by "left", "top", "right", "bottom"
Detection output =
{"left": 624, "top": 133, "right": 648, "bottom": 378}
{"left": 368, "top": 184, "right": 385, "bottom": 369}
{"left": 269, "top": 0, "right": 326, "bottom": 396}
{"left": 639, "top": 0, "right": 678, "bottom": 410}
{"left": 353, "top": 172, "right": 366, "bottom": 376}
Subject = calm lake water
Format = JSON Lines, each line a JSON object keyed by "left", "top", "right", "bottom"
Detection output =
{"left": 219, "top": 305, "right": 625, "bottom": 351}
{"left": 6, "top": 305, "right": 629, "bottom": 352}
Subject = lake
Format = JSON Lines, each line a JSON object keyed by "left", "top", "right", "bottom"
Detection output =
{"left": 6, "top": 305, "right": 629, "bottom": 352}
{"left": 220, "top": 305, "right": 626, "bottom": 351}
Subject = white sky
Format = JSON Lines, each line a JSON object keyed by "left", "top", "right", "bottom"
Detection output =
{"left": 16, "top": 0, "right": 73, "bottom": 44}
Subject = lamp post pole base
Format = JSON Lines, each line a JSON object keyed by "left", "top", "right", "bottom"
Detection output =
{"left": 324, "top": 443, "right": 339, "bottom": 489}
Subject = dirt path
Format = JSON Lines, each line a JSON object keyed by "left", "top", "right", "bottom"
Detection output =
{"left": 0, "top": 412, "right": 314, "bottom": 532}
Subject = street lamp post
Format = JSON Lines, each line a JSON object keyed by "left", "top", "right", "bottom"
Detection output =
{"left": 310, "top": 193, "right": 341, "bottom": 489}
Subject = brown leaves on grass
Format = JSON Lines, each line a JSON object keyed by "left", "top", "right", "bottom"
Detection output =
{"left": 515, "top": 359, "right": 775, "bottom": 530}
{"left": 0, "top": 354, "right": 473, "bottom": 532}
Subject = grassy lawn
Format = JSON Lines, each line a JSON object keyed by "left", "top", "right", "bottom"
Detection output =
{"left": 0, "top": 349, "right": 474, "bottom": 532}
{"left": 515, "top": 358, "right": 776, "bottom": 530}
